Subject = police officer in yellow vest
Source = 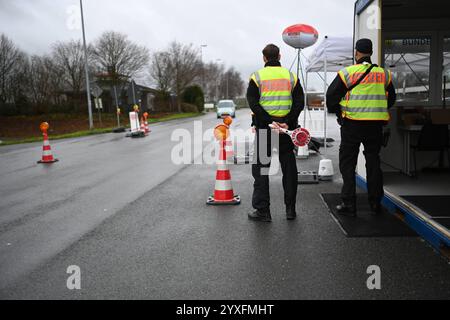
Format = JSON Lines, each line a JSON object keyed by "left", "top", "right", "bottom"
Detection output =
{"left": 247, "top": 44, "right": 305, "bottom": 222}
{"left": 327, "top": 39, "right": 396, "bottom": 217}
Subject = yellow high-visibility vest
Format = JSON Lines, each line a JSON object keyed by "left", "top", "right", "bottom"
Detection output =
{"left": 251, "top": 67, "right": 297, "bottom": 117}
{"left": 338, "top": 63, "right": 392, "bottom": 121}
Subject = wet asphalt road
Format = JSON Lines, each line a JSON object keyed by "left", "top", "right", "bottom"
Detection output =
{"left": 0, "top": 111, "right": 244, "bottom": 290}
{"left": 0, "top": 109, "right": 449, "bottom": 299}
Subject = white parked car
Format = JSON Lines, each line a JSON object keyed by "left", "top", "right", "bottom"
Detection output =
{"left": 216, "top": 100, "right": 236, "bottom": 119}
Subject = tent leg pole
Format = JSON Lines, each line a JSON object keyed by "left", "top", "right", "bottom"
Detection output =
{"left": 324, "top": 51, "right": 328, "bottom": 155}
{"left": 304, "top": 72, "right": 308, "bottom": 128}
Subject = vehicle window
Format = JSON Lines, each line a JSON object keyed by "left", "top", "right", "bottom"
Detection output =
{"left": 218, "top": 102, "right": 234, "bottom": 109}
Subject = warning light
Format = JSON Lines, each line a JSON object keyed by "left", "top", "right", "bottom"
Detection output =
{"left": 133, "top": 105, "right": 140, "bottom": 112}
{"left": 214, "top": 124, "right": 229, "bottom": 141}
{"left": 40, "top": 122, "right": 49, "bottom": 133}
{"left": 223, "top": 116, "right": 233, "bottom": 126}
{"left": 143, "top": 112, "right": 149, "bottom": 119}
{"left": 117, "top": 108, "right": 121, "bottom": 115}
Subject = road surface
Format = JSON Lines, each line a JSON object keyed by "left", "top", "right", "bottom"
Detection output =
{"left": 0, "top": 109, "right": 449, "bottom": 299}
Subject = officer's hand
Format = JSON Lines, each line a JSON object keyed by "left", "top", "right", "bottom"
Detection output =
{"left": 270, "top": 122, "right": 282, "bottom": 134}
{"left": 276, "top": 122, "right": 289, "bottom": 130}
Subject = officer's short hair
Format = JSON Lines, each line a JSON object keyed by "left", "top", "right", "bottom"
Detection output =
{"left": 263, "top": 44, "right": 280, "bottom": 61}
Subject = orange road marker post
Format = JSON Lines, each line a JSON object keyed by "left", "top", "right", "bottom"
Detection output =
{"left": 143, "top": 112, "right": 151, "bottom": 135}
{"left": 207, "top": 117, "right": 241, "bottom": 206}
{"left": 37, "top": 122, "right": 59, "bottom": 164}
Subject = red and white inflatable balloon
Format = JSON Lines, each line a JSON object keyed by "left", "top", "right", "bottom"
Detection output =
{"left": 282, "top": 24, "right": 319, "bottom": 49}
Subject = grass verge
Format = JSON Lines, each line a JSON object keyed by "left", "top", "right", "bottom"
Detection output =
{"left": 0, "top": 112, "right": 203, "bottom": 146}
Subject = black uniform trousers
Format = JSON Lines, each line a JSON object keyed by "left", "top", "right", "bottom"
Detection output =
{"left": 339, "top": 119, "right": 384, "bottom": 206}
{"left": 252, "top": 128, "right": 298, "bottom": 212}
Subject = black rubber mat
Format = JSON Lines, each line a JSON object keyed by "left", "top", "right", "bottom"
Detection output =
{"left": 321, "top": 194, "right": 417, "bottom": 238}
{"left": 401, "top": 196, "right": 450, "bottom": 218}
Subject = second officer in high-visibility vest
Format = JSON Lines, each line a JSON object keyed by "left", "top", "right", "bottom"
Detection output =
{"left": 247, "top": 44, "right": 304, "bottom": 222}
{"left": 327, "top": 38, "right": 396, "bottom": 217}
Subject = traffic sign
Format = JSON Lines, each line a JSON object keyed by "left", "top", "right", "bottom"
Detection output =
{"left": 94, "top": 98, "right": 103, "bottom": 110}
{"left": 129, "top": 112, "right": 140, "bottom": 133}
{"left": 91, "top": 84, "right": 103, "bottom": 98}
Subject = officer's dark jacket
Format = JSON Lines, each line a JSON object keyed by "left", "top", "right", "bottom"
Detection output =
{"left": 326, "top": 56, "right": 396, "bottom": 124}
{"left": 247, "top": 61, "right": 305, "bottom": 129}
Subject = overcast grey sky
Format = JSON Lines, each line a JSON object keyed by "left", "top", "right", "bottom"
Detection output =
{"left": 0, "top": 0, "right": 355, "bottom": 89}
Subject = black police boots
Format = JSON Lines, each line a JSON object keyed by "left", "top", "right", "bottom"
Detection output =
{"left": 248, "top": 209, "right": 272, "bottom": 222}
{"left": 336, "top": 203, "right": 357, "bottom": 217}
{"left": 286, "top": 206, "right": 297, "bottom": 220}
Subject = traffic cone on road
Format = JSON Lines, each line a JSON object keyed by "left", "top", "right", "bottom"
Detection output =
{"left": 143, "top": 112, "right": 151, "bottom": 135}
{"left": 140, "top": 117, "right": 147, "bottom": 135}
{"left": 37, "top": 122, "right": 58, "bottom": 164}
{"left": 207, "top": 119, "right": 240, "bottom": 206}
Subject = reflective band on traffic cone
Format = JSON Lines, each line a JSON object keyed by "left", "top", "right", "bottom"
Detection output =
{"left": 207, "top": 140, "right": 240, "bottom": 205}
{"left": 144, "top": 119, "right": 151, "bottom": 134}
{"left": 140, "top": 117, "right": 147, "bottom": 134}
{"left": 38, "top": 133, "right": 58, "bottom": 164}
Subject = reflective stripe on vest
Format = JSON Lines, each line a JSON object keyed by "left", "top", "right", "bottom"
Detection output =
{"left": 251, "top": 67, "right": 296, "bottom": 117}
{"left": 338, "top": 63, "right": 391, "bottom": 121}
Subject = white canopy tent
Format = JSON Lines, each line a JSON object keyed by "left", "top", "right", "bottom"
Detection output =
{"left": 306, "top": 36, "right": 354, "bottom": 73}
{"left": 303, "top": 36, "right": 354, "bottom": 154}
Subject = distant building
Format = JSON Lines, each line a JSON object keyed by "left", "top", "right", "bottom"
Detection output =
{"left": 57, "top": 72, "right": 179, "bottom": 114}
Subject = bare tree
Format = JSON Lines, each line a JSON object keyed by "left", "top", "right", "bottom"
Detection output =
{"left": 28, "top": 55, "right": 56, "bottom": 107}
{"left": 149, "top": 51, "right": 172, "bottom": 94}
{"left": 149, "top": 41, "right": 202, "bottom": 112}
{"left": 8, "top": 53, "right": 31, "bottom": 112}
{"left": 202, "top": 63, "right": 245, "bottom": 102}
{"left": 52, "top": 40, "right": 93, "bottom": 97}
{"left": 166, "top": 41, "right": 202, "bottom": 112}
{"left": 0, "top": 33, "right": 25, "bottom": 104}
{"left": 93, "top": 31, "right": 149, "bottom": 80}
{"left": 219, "top": 67, "right": 245, "bottom": 100}
{"left": 204, "top": 64, "right": 244, "bottom": 101}
{"left": 203, "top": 62, "right": 224, "bottom": 102}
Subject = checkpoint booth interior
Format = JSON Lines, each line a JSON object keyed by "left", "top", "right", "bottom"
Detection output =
{"left": 354, "top": 0, "right": 450, "bottom": 254}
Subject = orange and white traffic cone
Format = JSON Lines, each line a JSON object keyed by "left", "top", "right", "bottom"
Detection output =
{"left": 140, "top": 117, "right": 147, "bottom": 135}
{"left": 145, "top": 120, "right": 151, "bottom": 134}
{"left": 207, "top": 138, "right": 241, "bottom": 206}
{"left": 37, "top": 122, "right": 58, "bottom": 164}
{"left": 144, "top": 118, "right": 151, "bottom": 134}
{"left": 143, "top": 112, "right": 151, "bottom": 135}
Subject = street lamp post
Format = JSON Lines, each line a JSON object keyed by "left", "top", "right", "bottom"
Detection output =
{"left": 80, "top": 0, "right": 94, "bottom": 130}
